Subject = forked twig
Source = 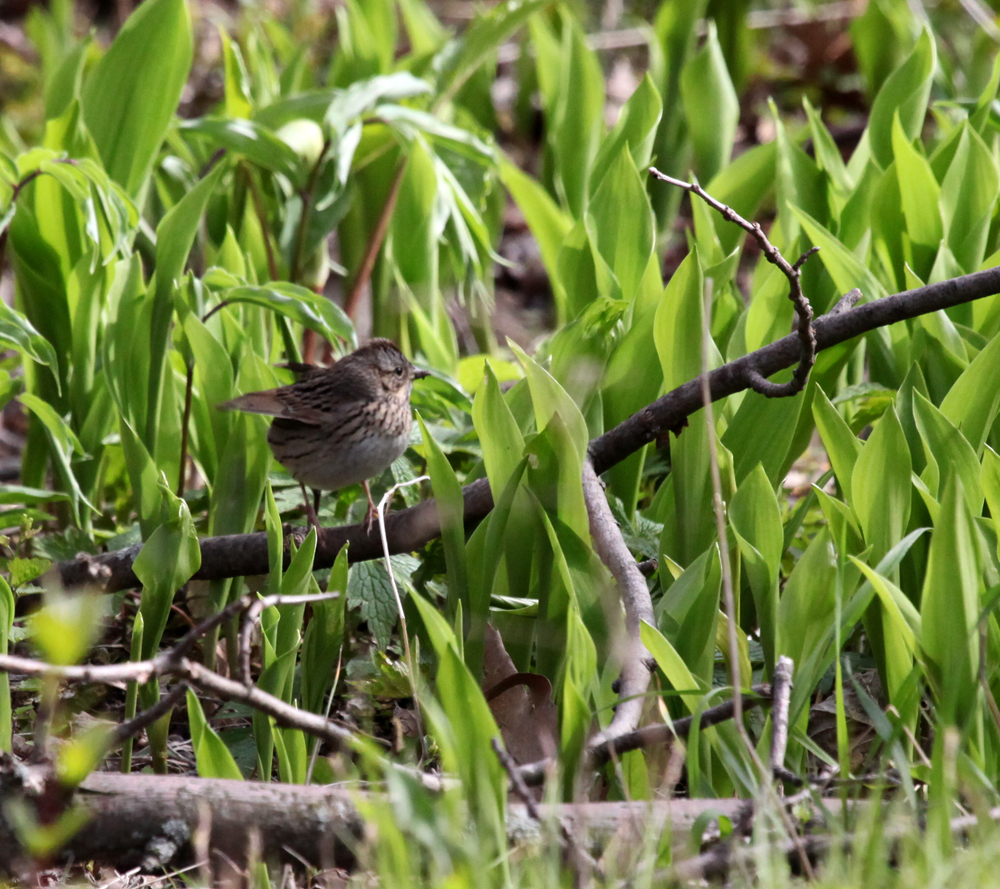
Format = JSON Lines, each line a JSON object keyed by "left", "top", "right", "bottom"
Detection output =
{"left": 650, "top": 167, "right": 819, "bottom": 397}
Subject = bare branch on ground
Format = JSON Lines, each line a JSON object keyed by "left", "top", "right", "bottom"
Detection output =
{"left": 581, "top": 459, "right": 655, "bottom": 747}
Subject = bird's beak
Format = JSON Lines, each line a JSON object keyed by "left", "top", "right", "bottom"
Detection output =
{"left": 413, "top": 368, "right": 431, "bottom": 380}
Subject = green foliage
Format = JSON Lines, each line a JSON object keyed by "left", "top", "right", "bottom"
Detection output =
{"left": 4, "top": 0, "right": 1000, "bottom": 883}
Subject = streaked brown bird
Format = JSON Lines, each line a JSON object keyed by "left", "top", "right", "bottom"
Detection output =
{"left": 219, "top": 338, "right": 428, "bottom": 529}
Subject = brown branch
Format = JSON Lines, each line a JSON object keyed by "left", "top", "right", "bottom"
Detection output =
{"left": 582, "top": 459, "right": 654, "bottom": 747}
{"left": 0, "top": 761, "right": 362, "bottom": 875}
{"left": 769, "top": 656, "right": 794, "bottom": 777}
{"left": 515, "top": 684, "right": 774, "bottom": 787}
{"left": 55, "top": 264, "right": 1000, "bottom": 592}
{"left": 650, "top": 167, "right": 818, "bottom": 398}
{"left": 111, "top": 682, "right": 189, "bottom": 748}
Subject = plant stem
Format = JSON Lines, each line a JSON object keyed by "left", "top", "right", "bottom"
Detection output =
{"left": 289, "top": 140, "right": 331, "bottom": 285}
{"left": 344, "top": 156, "right": 408, "bottom": 320}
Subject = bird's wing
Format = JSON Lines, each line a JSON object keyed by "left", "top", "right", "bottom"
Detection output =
{"left": 217, "top": 389, "right": 331, "bottom": 425}
{"left": 219, "top": 373, "right": 369, "bottom": 426}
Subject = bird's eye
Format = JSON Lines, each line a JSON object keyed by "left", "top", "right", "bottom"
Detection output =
{"left": 394, "top": 366, "right": 404, "bottom": 376}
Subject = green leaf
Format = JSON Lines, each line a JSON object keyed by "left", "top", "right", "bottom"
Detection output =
{"left": 0, "top": 576, "right": 12, "bottom": 751}
{"left": 44, "top": 36, "right": 92, "bottom": 121}
{"left": 179, "top": 118, "right": 303, "bottom": 184}
{"left": 418, "top": 414, "right": 467, "bottom": 623}
{"left": 890, "top": 112, "right": 941, "bottom": 250}
{"left": 722, "top": 381, "right": 808, "bottom": 487}
{"left": 219, "top": 284, "right": 356, "bottom": 349}
{"left": 132, "top": 479, "right": 202, "bottom": 661}
{"left": 414, "top": 591, "right": 506, "bottom": 840}
{"left": 0, "top": 299, "right": 59, "bottom": 379}
{"left": 347, "top": 555, "right": 418, "bottom": 649}
{"left": 777, "top": 528, "right": 837, "bottom": 682}
{"left": 30, "top": 589, "right": 104, "bottom": 667}
{"left": 939, "top": 323, "right": 1000, "bottom": 455}
{"left": 654, "top": 250, "right": 720, "bottom": 562}
{"left": 920, "top": 476, "right": 980, "bottom": 726}
{"left": 803, "top": 96, "right": 852, "bottom": 193}
{"left": 704, "top": 141, "right": 776, "bottom": 255}
{"left": 729, "top": 463, "right": 782, "bottom": 674}
{"left": 983, "top": 447, "right": 1000, "bottom": 567}
{"left": 654, "top": 251, "right": 707, "bottom": 391}
{"left": 912, "top": 390, "right": 982, "bottom": 516}
{"left": 585, "top": 145, "right": 655, "bottom": 305}
{"left": 812, "top": 387, "right": 862, "bottom": 508}
{"left": 511, "top": 343, "right": 588, "bottom": 540}
{"left": 257, "top": 72, "right": 431, "bottom": 131}
{"left": 376, "top": 105, "right": 494, "bottom": 161}
{"left": 679, "top": 22, "right": 738, "bottom": 182}
{"left": 187, "top": 689, "right": 244, "bottom": 780}
{"left": 791, "top": 206, "right": 888, "bottom": 301}
{"left": 19, "top": 393, "right": 95, "bottom": 526}
{"left": 82, "top": 0, "right": 193, "bottom": 197}
{"left": 852, "top": 405, "right": 911, "bottom": 564}
{"left": 867, "top": 26, "right": 935, "bottom": 171}
{"left": 472, "top": 362, "right": 526, "bottom": 496}
{"left": 537, "top": 11, "right": 604, "bottom": 216}
{"left": 499, "top": 158, "right": 571, "bottom": 319}
{"left": 640, "top": 620, "right": 705, "bottom": 713}
{"left": 56, "top": 722, "right": 113, "bottom": 788}
{"left": 850, "top": 559, "right": 919, "bottom": 710}
{"left": 940, "top": 123, "right": 999, "bottom": 274}
{"left": 300, "top": 545, "right": 348, "bottom": 716}
{"left": 591, "top": 72, "right": 663, "bottom": 194}
{"left": 434, "top": 0, "right": 551, "bottom": 103}
{"left": 657, "top": 544, "right": 721, "bottom": 682}
{"left": 146, "top": 165, "right": 224, "bottom": 450}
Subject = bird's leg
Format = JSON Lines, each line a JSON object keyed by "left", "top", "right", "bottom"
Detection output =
{"left": 300, "top": 482, "right": 321, "bottom": 531}
{"left": 363, "top": 480, "right": 379, "bottom": 533}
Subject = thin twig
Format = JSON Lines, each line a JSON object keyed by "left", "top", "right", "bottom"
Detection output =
{"left": 344, "top": 157, "right": 408, "bottom": 320}
{"left": 377, "top": 476, "right": 430, "bottom": 759}
{"left": 769, "top": 656, "right": 794, "bottom": 777}
{"left": 177, "top": 363, "right": 195, "bottom": 497}
{"left": 700, "top": 279, "right": 745, "bottom": 732}
{"left": 111, "top": 682, "right": 189, "bottom": 748}
{"left": 515, "top": 685, "right": 774, "bottom": 787}
{"left": 492, "top": 737, "right": 605, "bottom": 884}
{"left": 650, "top": 167, "right": 819, "bottom": 397}
{"left": 237, "top": 589, "right": 342, "bottom": 687}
